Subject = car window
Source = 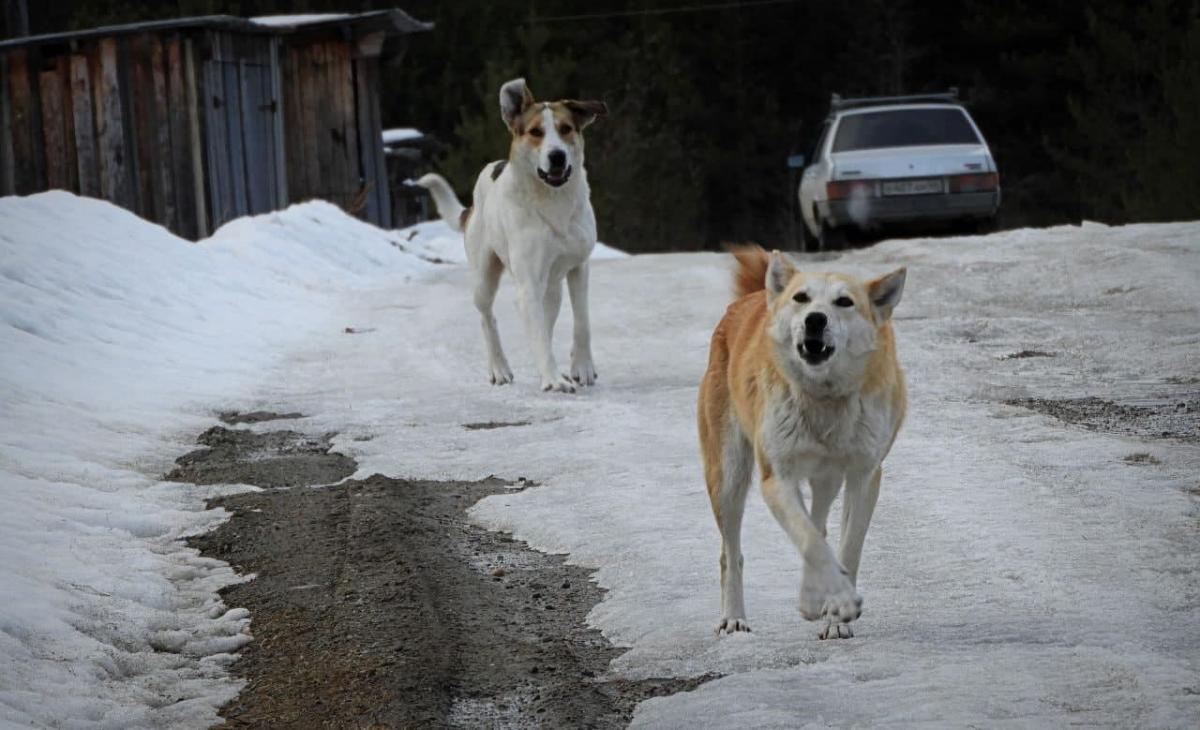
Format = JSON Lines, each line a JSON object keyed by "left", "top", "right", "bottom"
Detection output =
{"left": 810, "top": 122, "right": 830, "bottom": 162}
{"left": 832, "top": 108, "right": 981, "bottom": 151}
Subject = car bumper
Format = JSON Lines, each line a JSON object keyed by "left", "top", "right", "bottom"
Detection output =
{"left": 820, "top": 191, "right": 1000, "bottom": 228}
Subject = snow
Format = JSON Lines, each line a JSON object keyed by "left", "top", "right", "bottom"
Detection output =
{"left": 2, "top": 188, "right": 1197, "bottom": 727}
{"left": 248, "top": 14, "right": 351, "bottom": 28}
{"left": 381, "top": 127, "right": 423, "bottom": 144}
{"left": 395, "top": 219, "right": 628, "bottom": 263}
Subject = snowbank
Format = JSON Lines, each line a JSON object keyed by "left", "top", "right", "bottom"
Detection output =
{"left": 396, "top": 219, "right": 629, "bottom": 264}
{"left": 0, "top": 193, "right": 434, "bottom": 728}
{"left": 381, "top": 127, "right": 423, "bottom": 144}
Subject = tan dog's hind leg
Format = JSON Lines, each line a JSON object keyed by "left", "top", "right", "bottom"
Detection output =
{"left": 705, "top": 424, "right": 754, "bottom": 635}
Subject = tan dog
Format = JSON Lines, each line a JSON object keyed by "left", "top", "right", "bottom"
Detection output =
{"left": 698, "top": 246, "right": 907, "bottom": 639}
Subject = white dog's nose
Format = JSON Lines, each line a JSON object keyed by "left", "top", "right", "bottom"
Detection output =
{"left": 547, "top": 149, "right": 567, "bottom": 171}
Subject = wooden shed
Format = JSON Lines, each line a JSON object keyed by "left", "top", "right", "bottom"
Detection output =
{"left": 0, "top": 10, "right": 430, "bottom": 239}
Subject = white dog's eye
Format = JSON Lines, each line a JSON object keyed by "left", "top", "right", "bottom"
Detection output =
{"left": 559, "top": 124, "right": 573, "bottom": 135}
{"left": 835, "top": 296, "right": 854, "bottom": 307}
{"left": 529, "top": 127, "right": 544, "bottom": 138}
{"left": 793, "top": 291, "right": 810, "bottom": 304}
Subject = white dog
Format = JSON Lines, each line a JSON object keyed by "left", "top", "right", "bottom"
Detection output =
{"left": 415, "top": 78, "right": 607, "bottom": 393}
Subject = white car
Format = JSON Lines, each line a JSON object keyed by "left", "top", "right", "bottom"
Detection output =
{"left": 797, "top": 90, "right": 1000, "bottom": 248}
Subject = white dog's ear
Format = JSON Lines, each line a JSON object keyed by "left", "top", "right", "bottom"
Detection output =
{"left": 766, "top": 250, "right": 796, "bottom": 296}
{"left": 868, "top": 267, "right": 906, "bottom": 322}
{"left": 500, "top": 78, "right": 536, "bottom": 131}
{"left": 563, "top": 99, "right": 608, "bottom": 130}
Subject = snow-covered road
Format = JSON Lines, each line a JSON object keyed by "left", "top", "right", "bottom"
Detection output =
{"left": 2, "top": 192, "right": 1197, "bottom": 727}
{"left": 265, "top": 223, "right": 1200, "bottom": 727}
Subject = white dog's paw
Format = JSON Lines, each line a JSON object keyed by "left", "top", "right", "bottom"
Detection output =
{"left": 818, "top": 621, "right": 854, "bottom": 640}
{"left": 799, "top": 563, "right": 862, "bottom": 624}
{"left": 716, "top": 617, "right": 751, "bottom": 635}
{"left": 542, "top": 375, "right": 576, "bottom": 393}
{"left": 489, "top": 362, "right": 514, "bottom": 385}
{"left": 569, "top": 353, "right": 598, "bottom": 386}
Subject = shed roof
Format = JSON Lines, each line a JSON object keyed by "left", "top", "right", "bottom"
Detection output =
{"left": 0, "top": 9, "right": 431, "bottom": 51}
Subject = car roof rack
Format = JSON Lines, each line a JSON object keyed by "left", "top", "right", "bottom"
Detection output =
{"left": 829, "top": 88, "right": 960, "bottom": 112}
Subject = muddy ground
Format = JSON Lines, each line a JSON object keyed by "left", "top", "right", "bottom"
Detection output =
{"left": 176, "top": 412, "right": 711, "bottom": 728}
{"left": 1006, "top": 394, "right": 1199, "bottom": 443}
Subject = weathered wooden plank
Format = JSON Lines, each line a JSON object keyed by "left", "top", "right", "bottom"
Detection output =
{"left": 130, "top": 35, "right": 158, "bottom": 218}
{"left": 115, "top": 37, "right": 142, "bottom": 215}
{"left": 359, "top": 57, "right": 390, "bottom": 228}
{"left": 38, "top": 64, "right": 70, "bottom": 190}
{"left": 166, "top": 36, "right": 194, "bottom": 237}
{"left": 93, "top": 37, "right": 132, "bottom": 207}
{"left": 0, "top": 55, "right": 15, "bottom": 195}
{"left": 352, "top": 55, "right": 378, "bottom": 224}
{"left": 56, "top": 56, "right": 79, "bottom": 194}
{"left": 268, "top": 37, "right": 286, "bottom": 208}
{"left": 333, "top": 42, "right": 359, "bottom": 214}
{"left": 147, "top": 35, "right": 175, "bottom": 229}
{"left": 222, "top": 35, "right": 247, "bottom": 218}
{"left": 238, "top": 54, "right": 269, "bottom": 213}
{"left": 7, "top": 49, "right": 43, "bottom": 194}
{"left": 282, "top": 44, "right": 308, "bottom": 202}
{"left": 202, "top": 49, "right": 229, "bottom": 227}
{"left": 184, "top": 37, "right": 207, "bottom": 237}
{"left": 69, "top": 53, "right": 99, "bottom": 197}
{"left": 311, "top": 42, "right": 334, "bottom": 204}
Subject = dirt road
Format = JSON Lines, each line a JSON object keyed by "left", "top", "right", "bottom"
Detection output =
{"left": 173, "top": 412, "right": 710, "bottom": 728}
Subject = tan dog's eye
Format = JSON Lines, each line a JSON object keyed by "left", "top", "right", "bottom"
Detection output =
{"left": 529, "top": 127, "right": 544, "bottom": 138}
{"left": 559, "top": 124, "right": 573, "bottom": 135}
{"left": 793, "top": 292, "right": 810, "bottom": 304}
{"left": 835, "top": 296, "right": 854, "bottom": 307}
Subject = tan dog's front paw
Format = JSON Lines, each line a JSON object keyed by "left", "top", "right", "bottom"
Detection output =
{"left": 569, "top": 352, "right": 598, "bottom": 386}
{"left": 489, "top": 362, "right": 514, "bottom": 385}
{"left": 818, "top": 621, "right": 854, "bottom": 640}
{"left": 799, "top": 563, "right": 862, "bottom": 624}
{"left": 542, "top": 375, "right": 576, "bottom": 393}
{"left": 716, "top": 617, "right": 751, "bottom": 635}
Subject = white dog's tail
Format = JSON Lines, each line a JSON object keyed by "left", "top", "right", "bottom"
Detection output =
{"left": 413, "top": 173, "right": 468, "bottom": 233}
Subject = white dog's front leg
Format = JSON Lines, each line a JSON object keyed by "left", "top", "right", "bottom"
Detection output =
{"left": 566, "top": 263, "right": 597, "bottom": 385}
{"left": 515, "top": 275, "right": 574, "bottom": 393}
{"left": 761, "top": 474, "right": 862, "bottom": 626}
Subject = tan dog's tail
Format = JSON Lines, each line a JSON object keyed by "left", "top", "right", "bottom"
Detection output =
{"left": 413, "top": 173, "right": 467, "bottom": 233}
{"left": 728, "top": 244, "right": 770, "bottom": 300}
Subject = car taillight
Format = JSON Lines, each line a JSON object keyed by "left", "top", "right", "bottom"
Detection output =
{"left": 826, "top": 180, "right": 876, "bottom": 200}
{"left": 948, "top": 172, "right": 998, "bottom": 193}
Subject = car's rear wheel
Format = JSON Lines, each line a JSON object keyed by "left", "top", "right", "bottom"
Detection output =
{"left": 819, "top": 219, "right": 847, "bottom": 250}
{"left": 800, "top": 216, "right": 819, "bottom": 251}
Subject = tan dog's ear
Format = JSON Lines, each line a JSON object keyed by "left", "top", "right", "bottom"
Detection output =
{"left": 563, "top": 99, "right": 608, "bottom": 130}
{"left": 766, "top": 250, "right": 796, "bottom": 296}
{"left": 500, "top": 78, "right": 536, "bottom": 132}
{"left": 868, "top": 268, "right": 906, "bottom": 322}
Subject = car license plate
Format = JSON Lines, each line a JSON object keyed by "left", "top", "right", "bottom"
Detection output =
{"left": 882, "top": 178, "right": 943, "bottom": 196}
